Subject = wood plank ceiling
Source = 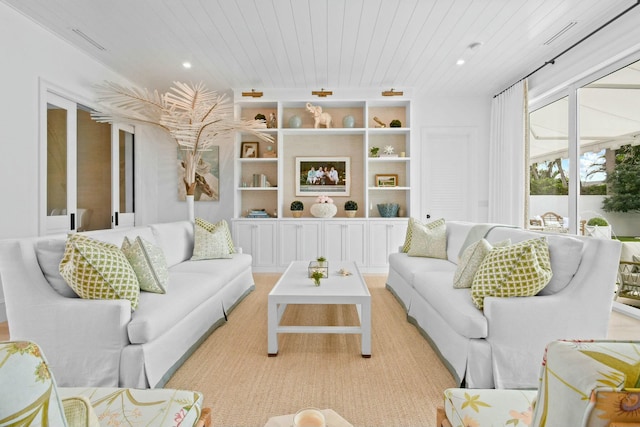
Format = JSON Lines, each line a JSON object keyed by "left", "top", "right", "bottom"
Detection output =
{"left": 2, "top": 0, "right": 637, "bottom": 96}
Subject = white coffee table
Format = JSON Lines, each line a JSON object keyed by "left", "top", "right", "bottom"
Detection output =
{"left": 267, "top": 261, "right": 371, "bottom": 357}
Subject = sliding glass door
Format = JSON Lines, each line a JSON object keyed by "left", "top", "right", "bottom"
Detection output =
{"left": 528, "top": 57, "right": 640, "bottom": 236}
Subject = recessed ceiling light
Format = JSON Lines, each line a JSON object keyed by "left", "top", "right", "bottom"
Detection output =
{"left": 456, "top": 59, "right": 465, "bottom": 66}
{"left": 182, "top": 62, "right": 192, "bottom": 69}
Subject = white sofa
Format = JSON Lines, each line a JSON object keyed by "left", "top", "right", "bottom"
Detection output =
{"left": 386, "top": 221, "right": 622, "bottom": 389}
{"left": 0, "top": 220, "right": 254, "bottom": 389}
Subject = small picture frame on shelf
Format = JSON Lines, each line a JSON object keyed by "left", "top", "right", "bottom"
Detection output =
{"left": 375, "top": 174, "right": 398, "bottom": 187}
{"left": 241, "top": 142, "right": 259, "bottom": 158}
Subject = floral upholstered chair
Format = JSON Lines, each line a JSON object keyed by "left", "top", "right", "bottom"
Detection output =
{"left": 0, "top": 340, "right": 211, "bottom": 426}
{"left": 437, "top": 340, "right": 640, "bottom": 427}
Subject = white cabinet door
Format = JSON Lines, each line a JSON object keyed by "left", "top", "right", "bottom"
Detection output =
{"left": 323, "top": 221, "right": 367, "bottom": 267}
{"left": 369, "top": 219, "right": 408, "bottom": 269}
{"left": 232, "top": 220, "right": 277, "bottom": 269}
{"left": 278, "top": 220, "right": 322, "bottom": 267}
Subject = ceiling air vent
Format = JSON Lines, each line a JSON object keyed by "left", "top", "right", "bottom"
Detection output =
{"left": 543, "top": 21, "right": 578, "bottom": 45}
{"left": 71, "top": 28, "right": 106, "bottom": 51}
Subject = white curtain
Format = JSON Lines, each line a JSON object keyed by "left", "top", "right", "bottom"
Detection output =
{"left": 488, "top": 79, "right": 528, "bottom": 226}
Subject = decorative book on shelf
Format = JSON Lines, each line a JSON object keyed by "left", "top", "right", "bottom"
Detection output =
{"left": 247, "top": 209, "right": 271, "bottom": 218}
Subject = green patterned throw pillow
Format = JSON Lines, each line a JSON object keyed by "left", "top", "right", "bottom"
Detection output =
{"left": 191, "top": 222, "right": 233, "bottom": 260}
{"left": 407, "top": 218, "right": 447, "bottom": 259}
{"left": 121, "top": 236, "right": 168, "bottom": 294}
{"left": 453, "top": 238, "right": 511, "bottom": 289}
{"left": 194, "top": 218, "right": 235, "bottom": 253}
{"left": 59, "top": 234, "right": 140, "bottom": 310}
{"left": 471, "top": 237, "right": 552, "bottom": 309}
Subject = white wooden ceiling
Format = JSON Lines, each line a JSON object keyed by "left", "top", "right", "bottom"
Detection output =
{"left": 2, "top": 0, "right": 637, "bottom": 96}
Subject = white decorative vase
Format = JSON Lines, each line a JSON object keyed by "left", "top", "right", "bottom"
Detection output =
{"left": 310, "top": 203, "right": 337, "bottom": 218}
{"left": 186, "top": 194, "right": 195, "bottom": 222}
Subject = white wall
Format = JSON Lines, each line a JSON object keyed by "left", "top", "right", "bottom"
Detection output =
{"left": 0, "top": 3, "right": 131, "bottom": 238}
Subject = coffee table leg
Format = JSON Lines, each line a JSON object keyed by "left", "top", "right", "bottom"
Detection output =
{"left": 268, "top": 299, "right": 278, "bottom": 356}
{"left": 361, "top": 301, "right": 371, "bottom": 358}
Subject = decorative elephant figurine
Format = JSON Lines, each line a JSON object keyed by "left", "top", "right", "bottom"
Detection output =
{"left": 306, "top": 102, "right": 332, "bottom": 128}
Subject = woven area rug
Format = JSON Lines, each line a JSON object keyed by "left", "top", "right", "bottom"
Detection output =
{"left": 166, "top": 273, "right": 455, "bottom": 426}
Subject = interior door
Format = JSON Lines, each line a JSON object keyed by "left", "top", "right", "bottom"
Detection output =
{"left": 41, "top": 87, "right": 135, "bottom": 235}
{"left": 422, "top": 127, "right": 475, "bottom": 221}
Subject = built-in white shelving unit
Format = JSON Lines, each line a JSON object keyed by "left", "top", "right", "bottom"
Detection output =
{"left": 231, "top": 91, "right": 415, "bottom": 272}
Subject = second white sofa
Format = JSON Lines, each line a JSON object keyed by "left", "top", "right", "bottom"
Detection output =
{"left": 387, "top": 220, "right": 622, "bottom": 389}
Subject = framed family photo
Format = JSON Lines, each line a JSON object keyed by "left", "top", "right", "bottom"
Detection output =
{"left": 375, "top": 174, "right": 398, "bottom": 187}
{"left": 296, "top": 156, "right": 350, "bottom": 196}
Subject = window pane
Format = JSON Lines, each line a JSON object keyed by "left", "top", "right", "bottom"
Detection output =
{"left": 529, "top": 96, "right": 569, "bottom": 233}
{"left": 47, "top": 103, "right": 67, "bottom": 217}
{"left": 77, "top": 106, "right": 111, "bottom": 231}
{"left": 119, "top": 129, "right": 134, "bottom": 213}
{"left": 578, "top": 59, "right": 640, "bottom": 238}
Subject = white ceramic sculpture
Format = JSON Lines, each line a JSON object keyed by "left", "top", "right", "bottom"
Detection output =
{"left": 306, "top": 102, "right": 332, "bottom": 128}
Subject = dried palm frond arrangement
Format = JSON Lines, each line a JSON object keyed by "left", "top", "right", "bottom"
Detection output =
{"left": 91, "top": 81, "right": 273, "bottom": 195}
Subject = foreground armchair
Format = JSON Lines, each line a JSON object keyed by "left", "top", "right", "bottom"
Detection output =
{"left": 437, "top": 340, "right": 640, "bottom": 427}
{"left": 0, "top": 340, "right": 211, "bottom": 426}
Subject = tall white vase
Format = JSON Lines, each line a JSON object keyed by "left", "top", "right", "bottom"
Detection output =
{"left": 186, "top": 194, "right": 195, "bottom": 222}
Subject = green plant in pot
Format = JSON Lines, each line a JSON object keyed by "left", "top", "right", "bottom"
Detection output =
{"left": 344, "top": 200, "right": 358, "bottom": 218}
{"left": 587, "top": 217, "right": 608, "bottom": 226}
{"left": 390, "top": 119, "right": 402, "bottom": 128}
{"left": 369, "top": 146, "right": 380, "bottom": 157}
{"left": 316, "top": 256, "right": 327, "bottom": 266}
{"left": 290, "top": 200, "right": 304, "bottom": 218}
{"left": 585, "top": 217, "right": 611, "bottom": 239}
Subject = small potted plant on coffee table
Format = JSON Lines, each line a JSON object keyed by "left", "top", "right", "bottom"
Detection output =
{"left": 290, "top": 200, "right": 304, "bottom": 218}
{"left": 310, "top": 269, "right": 324, "bottom": 286}
{"left": 344, "top": 200, "right": 358, "bottom": 218}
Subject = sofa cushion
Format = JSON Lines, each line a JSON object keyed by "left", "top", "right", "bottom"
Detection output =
{"left": 445, "top": 221, "right": 478, "bottom": 262}
{"left": 412, "top": 271, "right": 488, "bottom": 338}
{"left": 81, "top": 226, "right": 156, "bottom": 247}
{"left": 191, "top": 222, "right": 233, "bottom": 260}
{"left": 621, "top": 242, "right": 640, "bottom": 263}
{"left": 485, "top": 227, "right": 584, "bottom": 295}
{"left": 453, "top": 239, "right": 511, "bottom": 289}
{"left": 121, "top": 236, "right": 168, "bottom": 294}
{"left": 471, "top": 237, "right": 552, "bottom": 309}
{"left": 195, "top": 218, "right": 235, "bottom": 253}
{"left": 150, "top": 221, "right": 195, "bottom": 267}
{"left": 35, "top": 238, "right": 78, "bottom": 298}
{"left": 128, "top": 254, "right": 252, "bottom": 343}
{"left": 389, "top": 252, "right": 456, "bottom": 286}
{"left": 407, "top": 218, "right": 447, "bottom": 259}
{"left": 59, "top": 234, "right": 140, "bottom": 310}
